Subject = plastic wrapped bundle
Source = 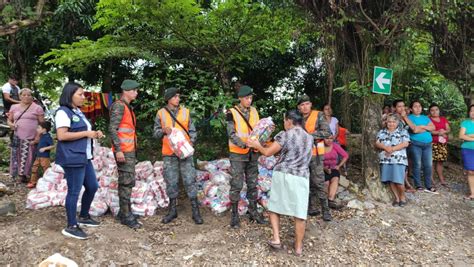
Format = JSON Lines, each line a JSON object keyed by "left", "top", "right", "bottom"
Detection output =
{"left": 249, "top": 117, "right": 275, "bottom": 144}
{"left": 131, "top": 181, "right": 149, "bottom": 204}
{"left": 36, "top": 178, "right": 56, "bottom": 192}
{"left": 238, "top": 192, "right": 249, "bottom": 216}
{"left": 26, "top": 189, "right": 56, "bottom": 209}
{"left": 210, "top": 171, "right": 231, "bottom": 185}
{"left": 42, "top": 167, "right": 63, "bottom": 184}
{"left": 135, "top": 161, "right": 154, "bottom": 181}
{"left": 168, "top": 128, "right": 194, "bottom": 159}
{"left": 257, "top": 175, "right": 272, "bottom": 193}
{"left": 196, "top": 170, "right": 210, "bottom": 182}
{"left": 258, "top": 155, "right": 277, "bottom": 170}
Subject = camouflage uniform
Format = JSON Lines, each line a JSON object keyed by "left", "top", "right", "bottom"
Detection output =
{"left": 226, "top": 104, "right": 260, "bottom": 203}
{"left": 303, "top": 111, "right": 331, "bottom": 210}
{"left": 109, "top": 101, "right": 136, "bottom": 216}
{"left": 153, "top": 106, "right": 198, "bottom": 199}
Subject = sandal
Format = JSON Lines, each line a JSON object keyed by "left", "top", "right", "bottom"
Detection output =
{"left": 267, "top": 240, "right": 282, "bottom": 250}
{"left": 26, "top": 182, "right": 36, "bottom": 189}
{"left": 288, "top": 247, "right": 303, "bottom": 257}
{"left": 392, "top": 200, "right": 400, "bottom": 207}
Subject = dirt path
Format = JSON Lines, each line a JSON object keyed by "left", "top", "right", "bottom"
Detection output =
{"left": 0, "top": 161, "right": 473, "bottom": 265}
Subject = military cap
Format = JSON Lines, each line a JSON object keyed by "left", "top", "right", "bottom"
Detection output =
{"left": 120, "top": 79, "right": 140, "bottom": 91}
{"left": 237, "top": 85, "right": 254, "bottom": 98}
{"left": 297, "top": 94, "right": 311, "bottom": 105}
{"left": 164, "top": 87, "right": 180, "bottom": 101}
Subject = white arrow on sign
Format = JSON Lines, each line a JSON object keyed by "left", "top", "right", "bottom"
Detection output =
{"left": 376, "top": 72, "right": 391, "bottom": 89}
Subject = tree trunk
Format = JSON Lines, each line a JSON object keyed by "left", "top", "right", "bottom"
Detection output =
{"left": 341, "top": 75, "right": 351, "bottom": 131}
{"left": 326, "top": 57, "right": 334, "bottom": 105}
{"left": 362, "top": 95, "right": 391, "bottom": 202}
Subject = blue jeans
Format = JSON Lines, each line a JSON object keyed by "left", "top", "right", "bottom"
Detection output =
{"left": 63, "top": 160, "right": 98, "bottom": 226}
{"left": 408, "top": 140, "right": 433, "bottom": 189}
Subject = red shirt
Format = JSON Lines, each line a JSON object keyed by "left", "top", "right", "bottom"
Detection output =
{"left": 430, "top": 116, "right": 449, "bottom": 143}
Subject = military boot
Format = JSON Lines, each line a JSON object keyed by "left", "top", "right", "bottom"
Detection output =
{"left": 321, "top": 198, "right": 332, "bottom": 221}
{"left": 190, "top": 198, "right": 203, "bottom": 225}
{"left": 248, "top": 200, "right": 267, "bottom": 224}
{"left": 307, "top": 195, "right": 321, "bottom": 216}
{"left": 120, "top": 213, "right": 142, "bottom": 229}
{"left": 162, "top": 198, "right": 178, "bottom": 224}
{"left": 328, "top": 199, "right": 344, "bottom": 210}
{"left": 230, "top": 202, "right": 240, "bottom": 229}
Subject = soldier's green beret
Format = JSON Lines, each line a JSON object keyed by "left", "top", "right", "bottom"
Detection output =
{"left": 120, "top": 79, "right": 140, "bottom": 91}
{"left": 164, "top": 87, "right": 180, "bottom": 101}
{"left": 237, "top": 85, "right": 254, "bottom": 98}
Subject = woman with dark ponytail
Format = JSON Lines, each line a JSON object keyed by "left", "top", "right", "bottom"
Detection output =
{"left": 247, "top": 109, "right": 313, "bottom": 256}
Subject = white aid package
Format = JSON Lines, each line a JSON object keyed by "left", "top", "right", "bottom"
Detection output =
{"left": 168, "top": 128, "right": 194, "bottom": 159}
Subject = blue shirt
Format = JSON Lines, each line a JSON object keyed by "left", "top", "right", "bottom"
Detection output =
{"left": 37, "top": 133, "right": 53, "bottom": 158}
{"left": 408, "top": 114, "right": 432, "bottom": 143}
{"left": 461, "top": 119, "right": 474, "bottom": 150}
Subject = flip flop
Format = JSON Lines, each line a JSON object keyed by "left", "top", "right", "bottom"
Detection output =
{"left": 267, "top": 240, "right": 282, "bottom": 250}
{"left": 463, "top": 196, "right": 474, "bottom": 201}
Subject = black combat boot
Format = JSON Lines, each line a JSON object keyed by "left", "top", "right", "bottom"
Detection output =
{"left": 190, "top": 198, "right": 203, "bottom": 225}
{"left": 248, "top": 200, "right": 267, "bottom": 224}
{"left": 321, "top": 198, "right": 332, "bottom": 221}
{"left": 230, "top": 202, "right": 240, "bottom": 229}
{"left": 162, "top": 198, "right": 178, "bottom": 224}
{"left": 120, "top": 213, "right": 142, "bottom": 229}
{"left": 307, "top": 195, "right": 321, "bottom": 216}
{"left": 328, "top": 199, "right": 344, "bottom": 210}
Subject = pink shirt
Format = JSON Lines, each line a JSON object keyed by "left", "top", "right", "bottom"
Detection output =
{"left": 430, "top": 116, "right": 449, "bottom": 143}
{"left": 11, "top": 102, "right": 44, "bottom": 140}
{"left": 323, "top": 143, "right": 349, "bottom": 169}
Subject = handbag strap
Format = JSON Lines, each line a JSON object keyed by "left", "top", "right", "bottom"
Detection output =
{"left": 164, "top": 107, "right": 191, "bottom": 139}
{"left": 15, "top": 104, "right": 32, "bottom": 123}
{"left": 232, "top": 106, "right": 253, "bottom": 132}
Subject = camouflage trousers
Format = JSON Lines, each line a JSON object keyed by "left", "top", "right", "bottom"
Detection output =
{"left": 117, "top": 152, "right": 136, "bottom": 215}
{"left": 229, "top": 154, "right": 259, "bottom": 203}
{"left": 309, "top": 155, "right": 327, "bottom": 201}
{"left": 163, "top": 156, "right": 197, "bottom": 199}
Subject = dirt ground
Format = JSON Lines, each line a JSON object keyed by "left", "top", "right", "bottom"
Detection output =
{"left": 1, "top": 159, "right": 472, "bottom": 265}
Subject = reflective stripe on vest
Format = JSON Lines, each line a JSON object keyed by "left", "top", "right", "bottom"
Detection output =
{"left": 305, "top": 110, "right": 325, "bottom": 156}
{"left": 112, "top": 101, "right": 136, "bottom": 153}
{"left": 228, "top": 106, "right": 259, "bottom": 154}
{"left": 158, "top": 107, "right": 190, "bottom": 156}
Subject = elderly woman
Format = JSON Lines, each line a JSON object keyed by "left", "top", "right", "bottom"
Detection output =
{"left": 247, "top": 110, "right": 313, "bottom": 256}
{"left": 459, "top": 105, "right": 474, "bottom": 201}
{"left": 376, "top": 114, "right": 410, "bottom": 206}
{"left": 7, "top": 88, "right": 44, "bottom": 183}
{"left": 56, "top": 82, "right": 104, "bottom": 240}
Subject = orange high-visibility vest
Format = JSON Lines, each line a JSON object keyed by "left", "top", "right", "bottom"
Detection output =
{"left": 305, "top": 110, "right": 325, "bottom": 156}
{"left": 158, "top": 107, "right": 190, "bottom": 156}
{"left": 229, "top": 106, "right": 259, "bottom": 154}
{"left": 112, "top": 100, "right": 136, "bottom": 153}
{"left": 337, "top": 127, "right": 347, "bottom": 147}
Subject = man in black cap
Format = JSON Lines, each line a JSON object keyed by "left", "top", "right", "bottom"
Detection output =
{"left": 226, "top": 85, "right": 266, "bottom": 228}
{"left": 297, "top": 94, "right": 333, "bottom": 221}
{"left": 153, "top": 87, "right": 203, "bottom": 225}
{"left": 109, "top": 79, "right": 142, "bottom": 229}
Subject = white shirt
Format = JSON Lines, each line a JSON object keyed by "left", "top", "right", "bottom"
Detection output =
{"left": 55, "top": 108, "right": 92, "bottom": 159}
{"left": 2, "top": 82, "right": 20, "bottom": 94}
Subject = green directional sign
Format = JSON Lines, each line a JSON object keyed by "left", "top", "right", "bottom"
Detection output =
{"left": 372, "top": 66, "right": 393, "bottom": 95}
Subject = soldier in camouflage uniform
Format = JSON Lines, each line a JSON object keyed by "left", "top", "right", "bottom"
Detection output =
{"left": 227, "top": 85, "right": 266, "bottom": 228}
{"left": 153, "top": 87, "right": 203, "bottom": 225}
{"left": 109, "top": 80, "right": 141, "bottom": 229}
{"left": 297, "top": 94, "right": 333, "bottom": 221}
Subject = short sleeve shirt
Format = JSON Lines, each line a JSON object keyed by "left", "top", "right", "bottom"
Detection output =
{"left": 460, "top": 120, "right": 474, "bottom": 150}
{"left": 10, "top": 102, "right": 44, "bottom": 140}
{"left": 2, "top": 82, "right": 20, "bottom": 94}
{"left": 408, "top": 114, "right": 433, "bottom": 143}
{"left": 430, "top": 116, "right": 449, "bottom": 143}
{"left": 55, "top": 108, "right": 93, "bottom": 159}
{"left": 329, "top": 117, "right": 339, "bottom": 136}
{"left": 376, "top": 128, "right": 410, "bottom": 165}
{"left": 37, "top": 133, "right": 53, "bottom": 158}
{"left": 273, "top": 126, "right": 313, "bottom": 178}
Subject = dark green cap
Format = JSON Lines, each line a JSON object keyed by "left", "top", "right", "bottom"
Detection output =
{"left": 164, "top": 87, "right": 180, "bottom": 101}
{"left": 237, "top": 85, "right": 254, "bottom": 98}
{"left": 297, "top": 94, "right": 311, "bottom": 105}
{"left": 120, "top": 79, "right": 140, "bottom": 91}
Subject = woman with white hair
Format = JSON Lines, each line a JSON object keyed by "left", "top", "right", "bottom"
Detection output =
{"left": 7, "top": 88, "right": 44, "bottom": 183}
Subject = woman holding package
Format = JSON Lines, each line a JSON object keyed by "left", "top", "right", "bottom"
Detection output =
{"left": 429, "top": 103, "right": 450, "bottom": 187}
{"left": 247, "top": 109, "right": 313, "bottom": 256}
{"left": 7, "top": 88, "right": 44, "bottom": 183}
{"left": 55, "top": 82, "right": 104, "bottom": 240}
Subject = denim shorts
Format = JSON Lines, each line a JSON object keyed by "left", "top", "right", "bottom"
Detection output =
{"left": 380, "top": 164, "right": 406, "bottom": 185}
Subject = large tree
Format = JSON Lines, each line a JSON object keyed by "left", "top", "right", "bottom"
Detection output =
{"left": 296, "top": 0, "right": 420, "bottom": 202}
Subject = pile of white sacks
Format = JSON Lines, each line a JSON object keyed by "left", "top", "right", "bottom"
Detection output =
{"left": 26, "top": 144, "right": 276, "bottom": 217}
